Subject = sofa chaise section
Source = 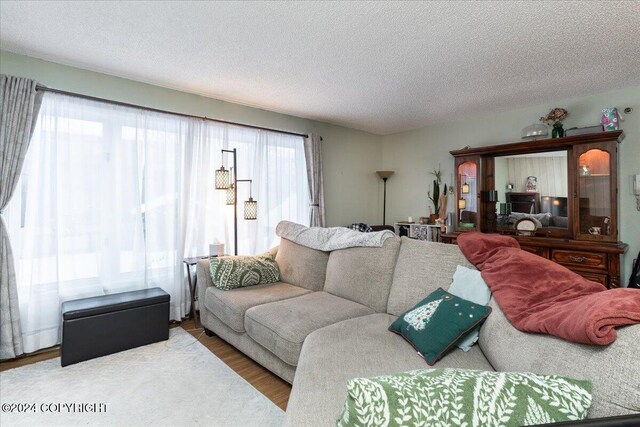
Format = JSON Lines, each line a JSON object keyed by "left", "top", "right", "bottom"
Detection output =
{"left": 284, "top": 313, "right": 495, "bottom": 427}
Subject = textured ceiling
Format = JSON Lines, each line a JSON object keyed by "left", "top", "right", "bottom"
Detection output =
{"left": 1, "top": 1, "right": 639, "bottom": 135}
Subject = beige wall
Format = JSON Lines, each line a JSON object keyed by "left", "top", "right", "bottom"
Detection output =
{"left": 0, "top": 50, "right": 384, "bottom": 227}
{"left": 382, "top": 86, "right": 640, "bottom": 282}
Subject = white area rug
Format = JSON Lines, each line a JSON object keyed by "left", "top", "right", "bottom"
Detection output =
{"left": 0, "top": 328, "right": 284, "bottom": 426}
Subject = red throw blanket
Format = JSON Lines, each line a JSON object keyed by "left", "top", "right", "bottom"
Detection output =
{"left": 457, "top": 232, "right": 640, "bottom": 345}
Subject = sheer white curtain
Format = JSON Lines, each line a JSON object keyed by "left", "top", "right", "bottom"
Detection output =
{"left": 5, "top": 93, "right": 309, "bottom": 353}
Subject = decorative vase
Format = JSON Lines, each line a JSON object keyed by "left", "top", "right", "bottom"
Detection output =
{"left": 552, "top": 123, "right": 564, "bottom": 138}
{"left": 429, "top": 213, "right": 439, "bottom": 224}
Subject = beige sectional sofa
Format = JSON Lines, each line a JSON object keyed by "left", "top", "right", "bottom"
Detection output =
{"left": 196, "top": 236, "right": 640, "bottom": 426}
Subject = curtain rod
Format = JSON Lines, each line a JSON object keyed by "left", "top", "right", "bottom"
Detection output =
{"left": 36, "top": 85, "right": 319, "bottom": 140}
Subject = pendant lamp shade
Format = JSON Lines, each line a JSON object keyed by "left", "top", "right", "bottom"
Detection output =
{"left": 458, "top": 198, "right": 467, "bottom": 210}
{"left": 215, "top": 166, "right": 230, "bottom": 189}
{"left": 244, "top": 197, "right": 257, "bottom": 220}
{"left": 461, "top": 181, "right": 470, "bottom": 194}
{"left": 226, "top": 184, "right": 235, "bottom": 205}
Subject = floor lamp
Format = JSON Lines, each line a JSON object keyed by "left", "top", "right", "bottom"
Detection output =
{"left": 376, "top": 171, "right": 394, "bottom": 225}
{"left": 215, "top": 148, "right": 257, "bottom": 255}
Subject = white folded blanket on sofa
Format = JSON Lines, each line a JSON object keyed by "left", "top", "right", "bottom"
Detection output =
{"left": 275, "top": 221, "right": 395, "bottom": 251}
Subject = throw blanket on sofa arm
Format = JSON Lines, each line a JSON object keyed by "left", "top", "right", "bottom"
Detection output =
{"left": 275, "top": 220, "right": 395, "bottom": 251}
{"left": 457, "top": 232, "right": 640, "bottom": 345}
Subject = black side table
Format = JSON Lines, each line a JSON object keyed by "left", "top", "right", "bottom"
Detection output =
{"left": 183, "top": 255, "right": 211, "bottom": 328}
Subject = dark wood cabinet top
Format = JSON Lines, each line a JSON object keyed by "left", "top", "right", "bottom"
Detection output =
{"left": 450, "top": 130, "right": 624, "bottom": 157}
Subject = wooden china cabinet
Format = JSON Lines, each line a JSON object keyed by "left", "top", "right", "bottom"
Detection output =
{"left": 443, "top": 131, "right": 627, "bottom": 288}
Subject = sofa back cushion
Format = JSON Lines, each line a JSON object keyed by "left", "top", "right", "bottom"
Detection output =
{"left": 386, "top": 237, "right": 474, "bottom": 316}
{"left": 479, "top": 299, "right": 640, "bottom": 418}
{"left": 323, "top": 236, "right": 401, "bottom": 312}
{"left": 275, "top": 238, "right": 329, "bottom": 291}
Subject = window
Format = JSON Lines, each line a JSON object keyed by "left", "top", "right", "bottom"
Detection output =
{"left": 5, "top": 93, "right": 309, "bottom": 352}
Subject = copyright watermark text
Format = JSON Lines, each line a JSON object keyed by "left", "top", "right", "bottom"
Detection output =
{"left": 2, "top": 402, "right": 108, "bottom": 413}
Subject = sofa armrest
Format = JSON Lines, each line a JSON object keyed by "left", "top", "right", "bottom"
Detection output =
{"left": 267, "top": 245, "right": 279, "bottom": 258}
{"left": 196, "top": 259, "right": 214, "bottom": 308}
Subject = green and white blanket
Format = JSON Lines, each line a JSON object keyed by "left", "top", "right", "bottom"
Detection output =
{"left": 337, "top": 368, "right": 592, "bottom": 427}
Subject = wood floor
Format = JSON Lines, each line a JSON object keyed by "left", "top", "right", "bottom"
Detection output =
{"left": 0, "top": 318, "right": 292, "bottom": 411}
{"left": 181, "top": 318, "right": 292, "bottom": 410}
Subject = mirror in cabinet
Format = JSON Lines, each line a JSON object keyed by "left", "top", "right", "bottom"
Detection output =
{"left": 494, "top": 151, "right": 571, "bottom": 237}
{"left": 455, "top": 157, "right": 479, "bottom": 231}
{"left": 574, "top": 142, "right": 617, "bottom": 241}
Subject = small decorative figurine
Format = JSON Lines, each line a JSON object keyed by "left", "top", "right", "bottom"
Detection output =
{"left": 526, "top": 176, "right": 538, "bottom": 192}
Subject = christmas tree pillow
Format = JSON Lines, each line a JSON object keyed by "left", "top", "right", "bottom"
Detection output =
{"left": 389, "top": 288, "right": 491, "bottom": 365}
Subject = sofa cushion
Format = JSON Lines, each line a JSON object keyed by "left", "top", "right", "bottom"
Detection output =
{"left": 389, "top": 288, "right": 491, "bottom": 365}
{"left": 275, "top": 238, "right": 329, "bottom": 291}
{"left": 479, "top": 299, "right": 640, "bottom": 419}
{"left": 284, "top": 313, "right": 494, "bottom": 427}
{"left": 203, "top": 282, "right": 311, "bottom": 333}
{"left": 244, "top": 292, "right": 374, "bottom": 366}
{"left": 323, "top": 236, "right": 401, "bottom": 312}
{"left": 387, "top": 237, "right": 474, "bottom": 316}
{"left": 337, "top": 368, "right": 592, "bottom": 427}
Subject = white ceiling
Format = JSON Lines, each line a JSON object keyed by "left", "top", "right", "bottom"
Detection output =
{"left": 1, "top": 1, "right": 639, "bottom": 135}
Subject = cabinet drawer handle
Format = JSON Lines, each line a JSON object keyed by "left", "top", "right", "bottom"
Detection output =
{"left": 568, "top": 255, "right": 587, "bottom": 263}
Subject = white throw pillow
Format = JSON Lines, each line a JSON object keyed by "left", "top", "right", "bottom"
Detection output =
{"left": 447, "top": 265, "right": 492, "bottom": 351}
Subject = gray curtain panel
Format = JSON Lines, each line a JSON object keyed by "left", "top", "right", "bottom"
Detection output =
{"left": 0, "top": 75, "right": 44, "bottom": 360}
{"left": 303, "top": 133, "right": 325, "bottom": 227}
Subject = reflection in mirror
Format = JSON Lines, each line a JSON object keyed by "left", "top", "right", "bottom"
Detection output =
{"left": 458, "top": 161, "right": 477, "bottom": 228}
{"left": 494, "top": 151, "right": 569, "bottom": 229}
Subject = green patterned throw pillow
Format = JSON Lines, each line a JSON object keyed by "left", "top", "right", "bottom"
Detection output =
{"left": 337, "top": 368, "right": 592, "bottom": 427}
{"left": 209, "top": 253, "right": 280, "bottom": 291}
{"left": 389, "top": 288, "right": 491, "bottom": 365}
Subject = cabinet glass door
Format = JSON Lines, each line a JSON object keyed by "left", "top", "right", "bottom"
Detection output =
{"left": 456, "top": 159, "right": 478, "bottom": 231}
{"left": 576, "top": 147, "right": 615, "bottom": 240}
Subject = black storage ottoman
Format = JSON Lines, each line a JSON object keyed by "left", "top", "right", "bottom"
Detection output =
{"left": 61, "top": 287, "right": 170, "bottom": 366}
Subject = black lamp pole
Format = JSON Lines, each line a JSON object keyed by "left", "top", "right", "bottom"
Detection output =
{"left": 219, "top": 149, "right": 257, "bottom": 255}
{"left": 376, "top": 171, "right": 395, "bottom": 225}
{"left": 222, "top": 149, "right": 239, "bottom": 255}
{"left": 382, "top": 177, "right": 389, "bottom": 225}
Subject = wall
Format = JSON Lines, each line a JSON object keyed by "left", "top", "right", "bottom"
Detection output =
{"left": 383, "top": 86, "right": 640, "bottom": 282}
{"left": 0, "top": 50, "right": 383, "bottom": 227}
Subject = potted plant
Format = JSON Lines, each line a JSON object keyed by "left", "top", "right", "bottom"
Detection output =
{"left": 427, "top": 169, "right": 448, "bottom": 224}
